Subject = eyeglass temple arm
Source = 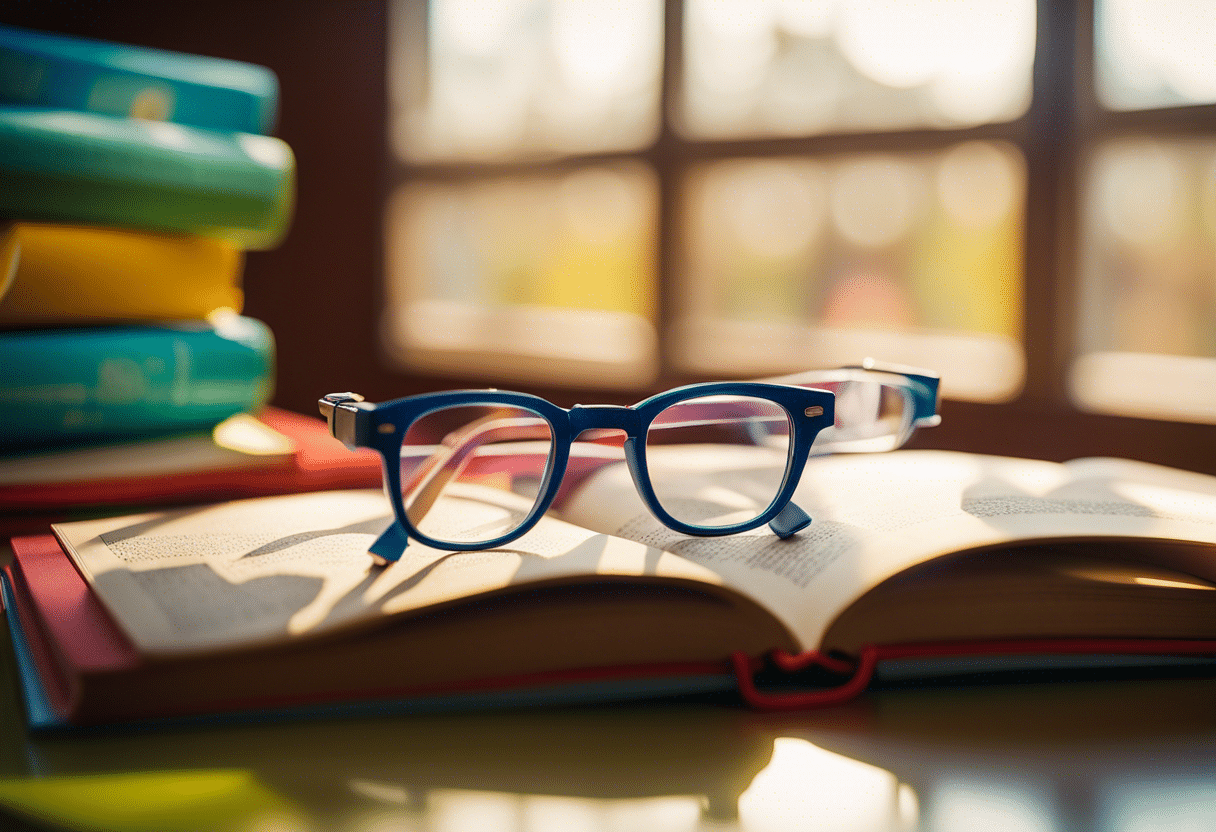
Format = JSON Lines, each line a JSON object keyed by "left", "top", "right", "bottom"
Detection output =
{"left": 767, "top": 361, "right": 942, "bottom": 430}
{"left": 842, "top": 359, "right": 941, "bottom": 427}
{"left": 408, "top": 417, "right": 627, "bottom": 524}
{"left": 403, "top": 415, "right": 551, "bottom": 527}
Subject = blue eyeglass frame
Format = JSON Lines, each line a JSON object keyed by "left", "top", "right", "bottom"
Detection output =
{"left": 320, "top": 381, "right": 836, "bottom": 563}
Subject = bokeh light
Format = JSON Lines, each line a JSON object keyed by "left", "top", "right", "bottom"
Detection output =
{"left": 1071, "top": 138, "right": 1216, "bottom": 423}
{"left": 383, "top": 164, "right": 659, "bottom": 388}
{"left": 680, "top": 0, "right": 1035, "bottom": 139}
{"left": 675, "top": 143, "right": 1026, "bottom": 402}
{"left": 390, "top": 0, "right": 663, "bottom": 162}
{"left": 1096, "top": 0, "right": 1216, "bottom": 110}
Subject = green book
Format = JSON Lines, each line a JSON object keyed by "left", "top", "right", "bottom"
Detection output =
{"left": 0, "top": 107, "right": 294, "bottom": 249}
{"left": 0, "top": 23, "right": 278, "bottom": 134}
{"left": 0, "top": 315, "right": 275, "bottom": 451}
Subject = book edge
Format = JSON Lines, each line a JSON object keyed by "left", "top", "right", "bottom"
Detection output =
{"left": 0, "top": 407, "right": 380, "bottom": 509}
{"left": 1, "top": 569, "right": 67, "bottom": 728}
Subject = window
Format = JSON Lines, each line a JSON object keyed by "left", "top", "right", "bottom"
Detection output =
{"left": 385, "top": 0, "right": 665, "bottom": 389}
{"left": 673, "top": 143, "right": 1026, "bottom": 402}
{"left": 383, "top": 164, "right": 660, "bottom": 387}
{"left": 384, "top": 0, "right": 1036, "bottom": 402}
{"left": 1071, "top": 0, "right": 1216, "bottom": 424}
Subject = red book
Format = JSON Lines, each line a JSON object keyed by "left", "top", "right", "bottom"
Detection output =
{"left": 0, "top": 408, "right": 383, "bottom": 536}
{"left": 3, "top": 526, "right": 734, "bottom": 728}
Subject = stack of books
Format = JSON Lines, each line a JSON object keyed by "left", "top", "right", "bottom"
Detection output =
{"left": 0, "top": 25, "right": 379, "bottom": 535}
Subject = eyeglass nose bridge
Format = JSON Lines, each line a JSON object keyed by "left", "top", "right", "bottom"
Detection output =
{"left": 568, "top": 403, "right": 643, "bottom": 436}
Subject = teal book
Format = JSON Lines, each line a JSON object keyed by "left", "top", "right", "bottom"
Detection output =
{"left": 0, "top": 24, "right": 278, "bottom": 134}
{"left": 0, "top": 315, "right": 275, "bottom": 451}
{"left": 0, "top": 107, "right": 294, "bottom": 249}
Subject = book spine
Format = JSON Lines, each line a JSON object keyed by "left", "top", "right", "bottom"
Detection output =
{"left": 0, "top": 108, "right": 294, "bottom": 249}
{"left": 0, "top": 222, "right": 243, "bottom": 325}
{"left": 0, "top": 316, "right": 275, "bottom": 450}
{"left": 2, "top": 565, "right": 74, "bottom": 726}
{"left": 0, "top": 24, "right": 278, "bottom": 134}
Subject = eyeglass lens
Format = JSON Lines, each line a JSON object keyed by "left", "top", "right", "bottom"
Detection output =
{"left": 644, "top": 395, "right": 792, "bottom": 529}
{"left": 398, "top": 404, "right": 555, "bottom": 546}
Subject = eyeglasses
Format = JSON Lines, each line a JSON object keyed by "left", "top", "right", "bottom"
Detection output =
{"left": 319, "top": 363, "right": 939, "bottom": 562}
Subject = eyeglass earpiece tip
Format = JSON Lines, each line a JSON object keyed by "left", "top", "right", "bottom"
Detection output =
{"left": 769, "top": 502, "right": 812, "bottom": 539}
{"left": 368, "top": 523, "right": 410, "bottom": 564}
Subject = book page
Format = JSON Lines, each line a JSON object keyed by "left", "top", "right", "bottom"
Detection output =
{"left": 1062, "top": 456, "right": 1216, "bottom": 497}
{"left": 557, "top": 449, "right": 1216, "bottom": 651}
{"left": 54, "top": 488, "right": 724, "bottom": 657}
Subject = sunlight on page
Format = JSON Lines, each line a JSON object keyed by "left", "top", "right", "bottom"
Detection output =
{"left": 56, "top": 490, "right": 395, "bottom": 651}
{"left": 738, "top": 737, "right": 917, "bottom": 832}
{"left": 1110, "top": 481, "right": 1216, "bottom": 522}
{"left": 370, "top": 482, "right": 726, "bottom": 618}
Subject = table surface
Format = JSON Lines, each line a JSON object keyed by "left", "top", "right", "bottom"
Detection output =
{"left": 2, "top": 540, "right": 1215, "bottom": 832}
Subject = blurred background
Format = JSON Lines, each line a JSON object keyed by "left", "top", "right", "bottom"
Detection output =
{"left": 5, "top": 0, "right": 1214, "bottom": 475}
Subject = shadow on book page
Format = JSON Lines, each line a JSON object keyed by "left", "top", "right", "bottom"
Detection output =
{"left": 51, "top": 487, "right": 717, "bottom": 657}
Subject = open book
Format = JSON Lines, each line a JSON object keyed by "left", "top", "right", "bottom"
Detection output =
{"left": 5, "top": 449, "right": 1216, "bottom": 727}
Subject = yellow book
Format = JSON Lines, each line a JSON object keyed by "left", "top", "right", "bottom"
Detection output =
{"left": 0, "top": 222, "right": 243, "bottom": 326}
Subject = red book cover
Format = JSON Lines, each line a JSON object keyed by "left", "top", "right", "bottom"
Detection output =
{"left": 0, "top": 408, "right": 383, "bottom": 536}
{"left": 5, "top": 535, "right": 141, "bottom": 719}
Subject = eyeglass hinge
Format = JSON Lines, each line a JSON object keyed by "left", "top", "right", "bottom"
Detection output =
{"left": 318, "top": 392, "right": 366, "bottom": 446}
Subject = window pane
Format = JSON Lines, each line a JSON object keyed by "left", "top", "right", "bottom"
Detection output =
{"left": 673, "top": 142, "right": 1026, "bottom": 402}
{"left": 389, "top": 0, "right": 663, "bottom": 162}
{"left": 1096, "top": 0, "right": 1216, "bottom": 111}
{"left": 1071, "top": 139, "right": 1216, "bottom": 424}
{"left": 384, "top": 164, "right": 659, "bottom": 389}
{"left": 679, "top": 0, "right": 1035, "bottom": 140}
